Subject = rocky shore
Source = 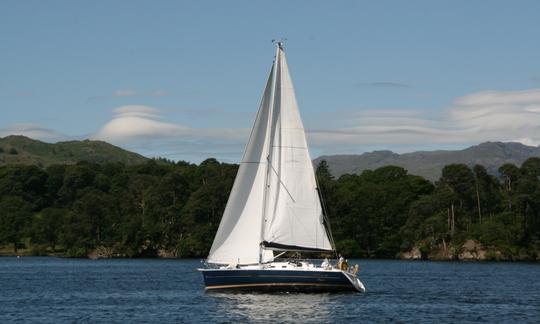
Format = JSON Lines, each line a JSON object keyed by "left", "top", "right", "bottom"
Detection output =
{"left": 86, "top": 246, "right": 178, "bottom": 260}
{"left": 3, "top": 243, "right": 538, "bottom": 261}
{"left": 400, "top": 239, "right": 540, "bottom": 261}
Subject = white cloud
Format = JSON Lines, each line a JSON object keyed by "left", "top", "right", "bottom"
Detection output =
{"left": 92, "top": 105, "right": 249, "bottom": 160}
{"left": 453, "top": 89, "right": 540, "bottom": 106}
{"left": 112, "top": 105, "right": 161, "bottom": 118}
{"left": 307, "top": 88, "right": 540, "bottom": 150}
{"left": 81, "top": 88, "right": 540, "bottom": 160}
{"left": 446, "top": 88, "right": 540, "bottom": 145}
{"left": 6, "top": 87, "right": 540, "bottom": 162}
{"left": 0, "top": 123, "right": 62, "bottom": 141}
{"left": 93, "top": 105, "right": 190, "bottom": 143}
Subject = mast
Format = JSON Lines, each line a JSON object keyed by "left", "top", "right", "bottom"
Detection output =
{"left": 259, "top": 41, "right": 282, "bottom": 264}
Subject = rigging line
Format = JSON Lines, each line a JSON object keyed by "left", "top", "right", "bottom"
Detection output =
{"left": 315, "top": 175, "right": 338, "bottom": 258}
{"left": 267, "top": 157, "right": 296, "bottom": 203}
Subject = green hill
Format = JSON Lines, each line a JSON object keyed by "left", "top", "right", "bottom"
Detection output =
{"left": 0, "top": 135, "right": 148, "bottom": 167}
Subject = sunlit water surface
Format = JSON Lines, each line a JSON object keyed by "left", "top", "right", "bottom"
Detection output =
{"left": 1, "top": 257, "right": 539, "bottom": 323}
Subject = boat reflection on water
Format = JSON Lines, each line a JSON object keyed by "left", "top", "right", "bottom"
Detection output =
{"left": 208, "top": 291, "right": 337, "bottom": 322}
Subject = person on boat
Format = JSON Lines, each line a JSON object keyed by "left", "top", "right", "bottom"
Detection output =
{"left": 337, "top": 254, "right": 344, "bottom": 269}
{"left": 342, "top": 259, "right": 349, "bottom": 271}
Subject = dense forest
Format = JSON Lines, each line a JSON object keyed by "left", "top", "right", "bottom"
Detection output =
{"left": 0, "top": 157, "right": 539, "bottom": 261}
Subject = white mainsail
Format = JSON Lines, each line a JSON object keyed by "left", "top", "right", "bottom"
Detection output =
{"left": 207, "top": 44, "right": 332, "bottom": 265}
{"left": 262, "top": 46, "right": 332, "bottom": 252}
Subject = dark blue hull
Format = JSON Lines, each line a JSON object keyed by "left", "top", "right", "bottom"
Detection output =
{"left": 200, "top": 269, "right": 359, "bottom": 292}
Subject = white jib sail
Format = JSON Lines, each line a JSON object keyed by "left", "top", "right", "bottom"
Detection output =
{"left": 262, "top": 47, "right": 332, "bottom": 252}
{"left": 207, "top": 65, "right": 275, "bottom": 265}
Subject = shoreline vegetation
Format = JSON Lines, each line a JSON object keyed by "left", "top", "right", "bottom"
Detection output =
{"left": 1, "top": 158, "right": 539, "bottom": 262}
{"left": 3, "top": 243, "right": 540, "bottom": 262}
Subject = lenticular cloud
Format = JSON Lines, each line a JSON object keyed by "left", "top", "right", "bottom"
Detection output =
{"left": 308, "top": 88, "right": 540, "bottom": 148}
{"left": 93, "top": 105, "right": 248, "bottom": 147}
{"left": 91, "top": 88, "right": 540, "bottom": 160}
{"left": 448, "top": 88, "right": 540, "bottom": 146}
{"left": 93, "top": 105, "right": 189, "bottom": 143}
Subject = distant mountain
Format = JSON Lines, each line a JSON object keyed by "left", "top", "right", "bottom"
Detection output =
{"left": 314, "top": 142, "right": 540, "bottom": 181}
{"left": 3, "top": 136, "right": 539, "bottom": 180}
{"left": 0, "top": 135, "right": 148, "bottom": 167}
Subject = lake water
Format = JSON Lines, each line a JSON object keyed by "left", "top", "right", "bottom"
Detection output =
{"left": 0, "top": 257, "right": 539, "bottom": 323}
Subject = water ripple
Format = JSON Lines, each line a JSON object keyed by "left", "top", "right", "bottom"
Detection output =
{"left": 0, "top": 257, "right": 539, "bottom": 323}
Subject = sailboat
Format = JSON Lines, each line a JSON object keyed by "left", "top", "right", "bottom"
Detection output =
{"left": 199, "top": 42, "right": 365, "bottom": 292}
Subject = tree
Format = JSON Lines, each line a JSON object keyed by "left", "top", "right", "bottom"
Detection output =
{"left": 438, "top": 164, "right": 475, "bottom": 234}
{"left": 316, "top": 160, "right": 334, "bottom": 180}
{"left": 331, "top": 166, "right": 433, "bottom": 258}
{"left": 521, "top": 157, "right": 540, "bottom": 178}
{"left": 58, "top": 163, "right": 97, "bottom": 203}
{"left": 73, "top": 189, "right": 115, "bottom": 245}
{"left": 177, "top": 159, "right": 235, "bottom": 257}
{"left": 0, "top": 165, "right": 48, "bottom": 210}
{"left": 516, "top": 158, "right": 540, "bottom": 241}
{"left": 30, "top": 207, "right": 65, "bottom": 251}
{"left": 499, "top": 163, "right": 520, "bottom": 192}
{"left": 0, "top": 156, "right": 537, "bottom": 260}
{"left": 473, "top": 165, "right": 502, "bottom": 223}
{"left": 0, "top": 196, "right": 32, "bottom": 252}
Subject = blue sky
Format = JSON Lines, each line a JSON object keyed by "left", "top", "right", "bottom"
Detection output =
{"left": 1, "top": 1, "right": 540, "bottom": 162}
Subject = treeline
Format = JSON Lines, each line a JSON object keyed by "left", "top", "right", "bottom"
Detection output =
{"left": 0, "top": 159, "right": 233, "bottom": 257}
{"left": 317, "top": 159, "right": 540, "bottom": 260}
{"left": 0, "top": 158, "right": 539, "bottom": 260}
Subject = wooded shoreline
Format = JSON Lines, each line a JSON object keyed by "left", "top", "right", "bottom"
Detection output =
{"left": 1, "top": 158, "right": 539, "bottom": 262}
{"left": 1, "top": 252, "right": 538, "bottom": 262}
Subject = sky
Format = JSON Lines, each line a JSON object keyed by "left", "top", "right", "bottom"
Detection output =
{"left": 1, "top": 1, "right": 540, "bottom": 163}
